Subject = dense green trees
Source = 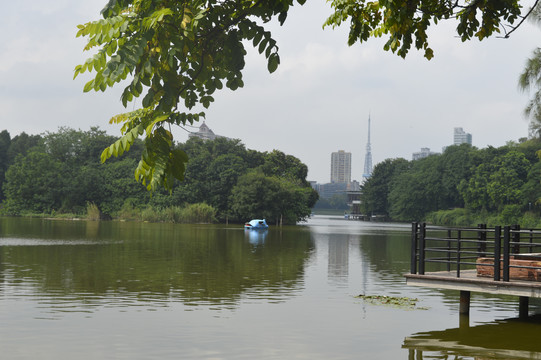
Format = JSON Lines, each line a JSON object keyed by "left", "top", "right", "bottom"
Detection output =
{"left": 2, "top": 128, "right": 147, "bottom": 215}
{"left": 3, "top": 152, "right": 66, "bottom": 214}
{"left": 230, "top": 171, "right": 317, "bottom": 225}
{"left": 360, "top": 158, "right": 409, "bottom": 217}
{"left": 362, "top": 141, "right": 541, "bottom": 224}
{"left": 0, "top": 130, "right": 10, "bottom": 200}
{"left": 0, "top": 128, "right": 317, "bottom": 224}
{"left": 459, "top": 150, "right": 530, "bottom": 211}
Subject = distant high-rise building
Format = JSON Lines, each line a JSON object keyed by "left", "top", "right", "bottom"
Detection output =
{"left": 189, "top": 121, "right": 230, "bottom": 141}
{"left": 363, "top": 115, "right": 373, "bottom": 180}
{"left": 330, "top": 150, "right": 351, "bottom": 183}
{"left": 454, "top": 127, "right": 472, "bottom": 145}
{"left": 412, "top": 147, "right": 438, "bottom": 160}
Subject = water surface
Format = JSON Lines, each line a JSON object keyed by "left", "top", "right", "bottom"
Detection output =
{"left": 0, "top": 216, "right": 539, "bottom": 359}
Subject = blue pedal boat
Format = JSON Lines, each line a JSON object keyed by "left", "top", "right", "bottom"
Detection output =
{"left": 244, "top": 219, "right": 269, "bottom": 230}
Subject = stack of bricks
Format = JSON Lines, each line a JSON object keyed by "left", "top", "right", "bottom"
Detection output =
{"left": 476, "top": 255, "right": 541, "bottom": 281}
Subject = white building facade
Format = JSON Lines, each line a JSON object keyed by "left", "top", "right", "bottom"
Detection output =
{"left": 330, "top": 150, "right": 352, "bottom": 183}
{"left": 454, "top": 127, "right": 472, "bottom": 145}
{"left": 189, "top": 121, "right": 230, "bottom": 141}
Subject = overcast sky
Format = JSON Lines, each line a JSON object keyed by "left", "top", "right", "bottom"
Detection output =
{"left": 0, "top": 1, "right": 538, "bottom": 184}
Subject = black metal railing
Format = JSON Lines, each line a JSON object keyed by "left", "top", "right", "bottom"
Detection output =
{"left": 411, "top": 223, "right": 541, "bottom": 282}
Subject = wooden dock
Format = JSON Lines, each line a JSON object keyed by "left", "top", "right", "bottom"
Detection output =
{"left": 405, "top": 270, "right": 541, "bottom": 298}
{"left": 407, "top": 223, "right": 541, "bottom": 318}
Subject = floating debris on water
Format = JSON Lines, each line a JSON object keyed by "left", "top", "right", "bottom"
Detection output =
{"left": 355, "top": 294, "right": 428, "bottom": 310}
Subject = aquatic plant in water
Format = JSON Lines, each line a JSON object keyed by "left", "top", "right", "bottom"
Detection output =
{"left": 356, "top": 294, "right": 428, "bottom": 310}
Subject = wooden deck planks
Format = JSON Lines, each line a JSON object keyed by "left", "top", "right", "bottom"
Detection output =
{"left": 405, "top": 270, "right": 541, "bottom": 298}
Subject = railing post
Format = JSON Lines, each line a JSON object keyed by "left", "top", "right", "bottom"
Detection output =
{"left": 477, "top": 224, "right": 487, "bottom": 257}
{"left": 503, "top": 226, "right": 511, "bottom": 282}
{"left": 530, "top": 229, "right": 534, "bottom": 254}
{"left": 419, "top": 223, "right": 426, "bottom": 275}
{"left": 494, "top": 226, "right": 501, "bottom": 281}
{"left": 447, "top": 229, "right": 452, "bottom": 272}
{"left": 457, "top": 230, "right": 462, "bottom": 278}
{"left": 410, "top": 222, "right": 418, "bottom": 274}
{"left": 512, "top": 224, "right": 521, "bottom": 254}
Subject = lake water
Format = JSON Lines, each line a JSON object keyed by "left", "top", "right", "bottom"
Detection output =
{"left": 0, "top": 216, "right": 540, "bottom": 359}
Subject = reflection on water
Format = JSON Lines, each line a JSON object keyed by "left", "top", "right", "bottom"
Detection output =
{"left": 0, "top": 219, "right": 314, "bottom": 314}
{"left": 0, "top": 216, "right": 540, "bottom": 359}
{"left": 328, "top": 235, "right": 349, "bottom": 285}
{"left": 244, "top": 229, "right": 267, "bottom": 246}
{"left": 404, "top": 315, "right": 541, "bottom": 359}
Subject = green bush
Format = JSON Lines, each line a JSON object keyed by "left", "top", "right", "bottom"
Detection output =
{"left": 86, "top": 202, "right": 101, "bottom": 221}
{"left": 499, "top": 204, "right": 522, "bottom": 226}
{"left": 116, "top": 199, "right": 141, "bottom": 221}
{"left": 518, "top": 212, "right": 540, "bottom": 229}
{"left": 137, "top": 203, "right": 216, "bottom": 223}
{"left": 162, "top": 206, "right": 183, "bottom": 223}
{"left": 426, "top": 208, "right": 472, "bottom": 227}
{"left": 179, "top": 203, "right": 216, "bottom": 223}
{"left": 141, "top": 206, "right": 160, "bottom": 222}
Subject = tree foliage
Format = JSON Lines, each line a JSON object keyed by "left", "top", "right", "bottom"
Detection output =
{"left": 362, "top": 142, "right": 541, "bottom": 222}
{"left": 230, "top": 171, "right": 317, "bottom": 225}
{"left": 1, "top": 128, "right": 317, "bottom": 223}
{"left": 75, "top": 0, "right": 305, "bottom": 191}
{"left": 2, "top": 128, "right": 147, "bottom": 215}
{"left": 324, "top": 0, "right": 525, "bottom": 60}
{"left": 0, "top": 130, "right": 10, "bottom": 200}
{"left": 3, "top": 151, "right": 67, "bottom": 214}
{"left": 459, "top": 150, "right": 530, "bottom": 211}
{"left": 361, "top": 158, "right": 409, "bottom": 216}
{"left": 75, "top": 0, "right": 535, "bottom": 192}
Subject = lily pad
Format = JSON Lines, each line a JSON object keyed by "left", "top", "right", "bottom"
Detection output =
{"left": 356, "top": 294, "right": 427, "bottom": 310}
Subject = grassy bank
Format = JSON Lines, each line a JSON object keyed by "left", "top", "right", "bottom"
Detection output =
{"left": 114, "top": 202, "right": 217, "bottom": 223}
{"left": 312, "top": 209, "right": 346, "bottom": 216}
{"left": 2, "top": 202, "right": 219, "bottom": 224}
{"left": 425, "top": 208, "right": 541, "bottom": 228}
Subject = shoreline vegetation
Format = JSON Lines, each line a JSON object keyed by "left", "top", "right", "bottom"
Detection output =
{"left": 7, "top": 201, "right": 541, "bottom": 228}
{"left": 8, "top": 202, "right": 219, "bottom": 224}
{"left": 425, "top": 208, "right": 541, "bottom": 228}
{"left": 4, "top": 127, "right": 541, "bottom": 228}
{"left": 360, "top": 138, "right": 541, "bottom": 228}
{"left": 0, "top": 128, "right": 317, "bottom": 225}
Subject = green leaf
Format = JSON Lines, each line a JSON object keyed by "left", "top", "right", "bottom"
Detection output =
{"left": 83, "top": 80, "right": 95, "bottom": 93}
{"left": 253, "top": 31, "right": 263, "bottom": 47}
{"left": 258, "top": 39, "right": 268, "bottom": 54}
{"left": 267, "top": 53, "right": 280, "bottom": 73}
{"left": 100, "top": 148, "right": 109, "bottom": 163}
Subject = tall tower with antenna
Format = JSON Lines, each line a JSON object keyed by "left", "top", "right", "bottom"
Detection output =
{"left": 362, "top": 115, "right": 373, "bottom": 180}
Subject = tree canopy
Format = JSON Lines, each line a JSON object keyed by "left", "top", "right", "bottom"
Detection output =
{"left": 75, "top": 0, "right": 536, "bottom": 191}
{"left": 75, "top": 0, "right": 305, "bottom": 191}
{"left": 361, "top": 141, "right": 541, "bottom": 223}
{"left": 324, "top": 0, "right": 528, "bottom": 60}
{"left": 0, "top": 128, "right": 317, "bottom": 224}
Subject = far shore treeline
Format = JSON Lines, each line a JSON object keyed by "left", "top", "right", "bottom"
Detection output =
{"left": 0, "top": 127, "right": 318, "bottom": 225}
{"left": 361, "top": 138, "right": 541, "bottom": 227}
{"left": 4, "top": 127, "right": 541, "bottom": 228}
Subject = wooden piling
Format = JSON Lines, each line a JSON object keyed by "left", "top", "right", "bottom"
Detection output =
{"left": 519, "top": 296, "right": 529, "bottom": 319}
{"left": 459, "top": 290, "right": 470, "bottom": 316}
